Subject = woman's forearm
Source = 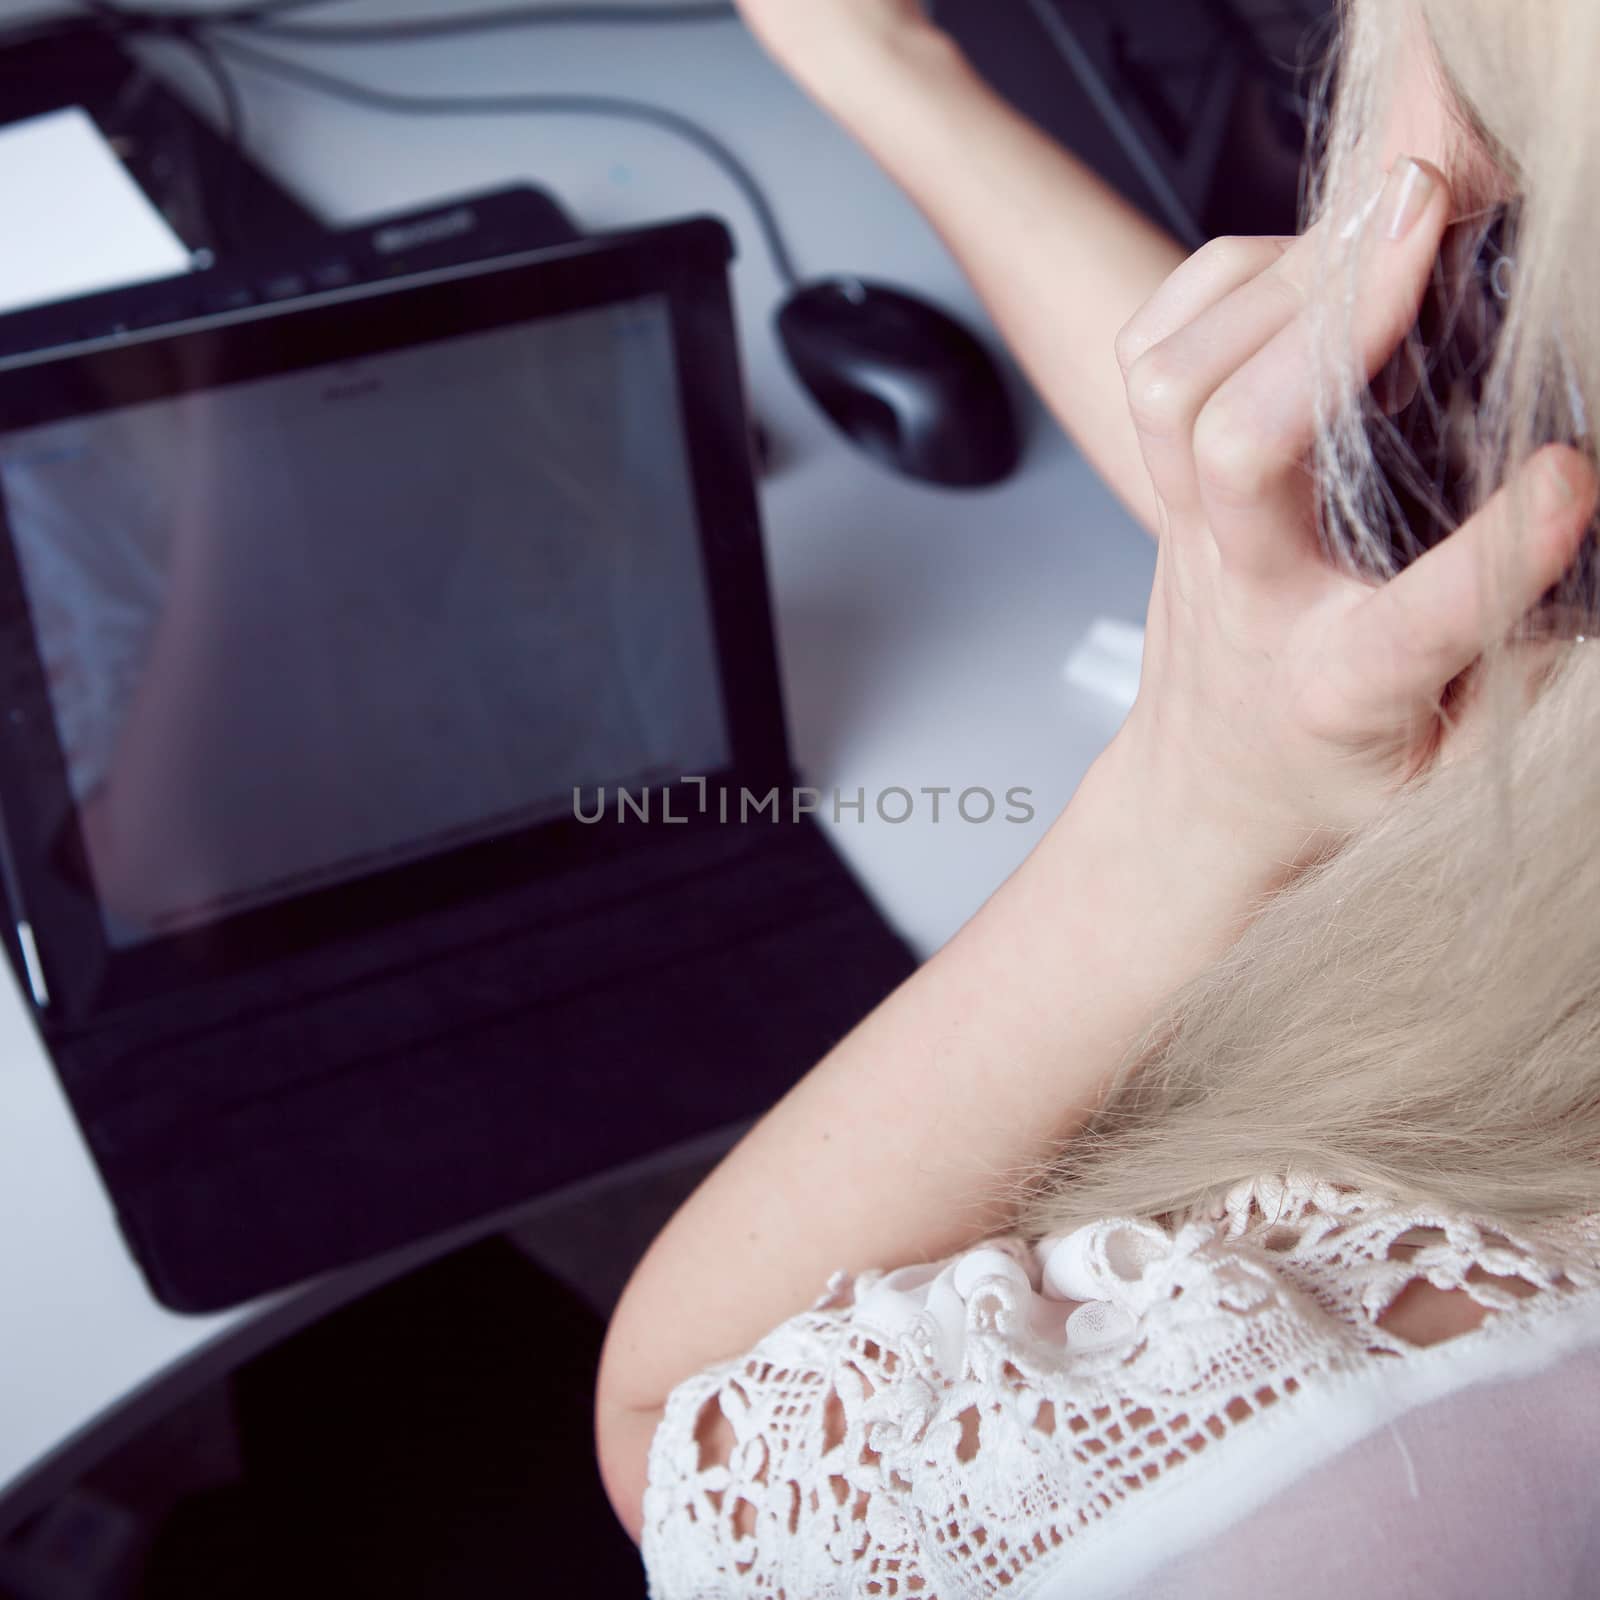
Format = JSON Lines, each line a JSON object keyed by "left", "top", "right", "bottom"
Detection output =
{"left": 597, "top": 729, "right": 1293, "bottom": 1425}
{"left": 801, "top": 24, "right": 1185, "bottom": 537}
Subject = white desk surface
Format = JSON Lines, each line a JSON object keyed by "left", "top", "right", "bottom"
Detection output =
{"left": 0, "top": 2, "right": 1156, "bottom": 1526}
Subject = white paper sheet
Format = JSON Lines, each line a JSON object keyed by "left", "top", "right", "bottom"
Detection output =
{"left": 0, "top": 106, "right": 193, "bottom": 318}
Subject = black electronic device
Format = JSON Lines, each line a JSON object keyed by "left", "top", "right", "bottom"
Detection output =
{"left": 0, "top": 183, "right": 581, "bottom": 361}
{"left": 934, "top": 0, "right": 1335, "bottom": 245}
{"left": 776, "top": 277, "right": 1023, "bottom": 489}
{"left": 0, "top": 28, "right": 323, "bottom": 262}
{"left": 0, "top": 26, "right": 583, "bottom": 362}
{"left": 0, "top": 214, "right": 917, "bottom": 1312}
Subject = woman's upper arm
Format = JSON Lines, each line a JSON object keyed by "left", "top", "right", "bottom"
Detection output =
{"left": 595, "top": 1400, "right": 665, "bottom": 1549}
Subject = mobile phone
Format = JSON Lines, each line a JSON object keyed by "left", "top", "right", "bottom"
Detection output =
{"left": 1367, "top": 201, "right": 1597, "bottom": 627}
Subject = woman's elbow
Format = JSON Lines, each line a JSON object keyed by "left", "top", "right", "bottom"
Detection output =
{"left": 593, "top": 1395, "right": 660, "bottom": 1549}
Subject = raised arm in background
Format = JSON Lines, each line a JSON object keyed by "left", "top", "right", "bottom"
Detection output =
{"left": 740, "top": 1, "right": 1187, "bottom": 537}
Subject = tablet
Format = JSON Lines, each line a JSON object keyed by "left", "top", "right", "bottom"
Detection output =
{"left": 0, "top": 217, "right": 789, "bottom": 1019}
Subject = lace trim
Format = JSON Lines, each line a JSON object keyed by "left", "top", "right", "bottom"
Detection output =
{"left": 642, "top": 1179, "right": 1600, "bottom": 1599}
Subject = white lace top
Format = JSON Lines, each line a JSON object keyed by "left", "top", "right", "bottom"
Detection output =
{"left": 641, "top": 1175, "right": 1600, "bottom": 1598}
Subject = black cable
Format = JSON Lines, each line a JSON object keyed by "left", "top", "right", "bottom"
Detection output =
{"left": 57, "top": 0, "right": 733, "bottom": 35}
{"left": 231, "top": 3, "right": 738, "bottom": 45}
{"left": 101, "top": 0, "right": 374, "bottom": 22}
{"left": 221, "top": 0, "right": 387, "bottom": 14}
{"left": 67, "top": 0, "right": 253, "bottom": 252}
{"left": 211, "top": 34, "right": 803, "bottom": 287}
{"left": 0, "top": 5, "right": 122, "bottom": 48}
{"left": 176, "top": 26, "right": 247, "bottom": 150}
{"left": 175, "top": 27, "right": 252, "bottom": 255}
{"left": 10, "top": 0, "right": 797, "bottom": 284}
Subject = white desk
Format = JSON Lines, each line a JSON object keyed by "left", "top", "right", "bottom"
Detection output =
{"left": 0, "top": 2, "right": 1156, "bottom": 1533}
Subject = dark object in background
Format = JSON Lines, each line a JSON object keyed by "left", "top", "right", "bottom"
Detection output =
{"left": 934, "top": 0, "right": 1336, "bottom": 244}
{"left": 0, "top": 29, "right": 322, "bottom": 261}
{"left": 1367, "top": 203, "right": 1599, "bottom": 626}
{"left": 0, "top": 183, "right": 581, "bottom": 361}
{"left": 776, "top": 277, "right": 1024, "bottom": 489}
{"left": 143, "top": 1241, "right": 645, "bottom": 1599}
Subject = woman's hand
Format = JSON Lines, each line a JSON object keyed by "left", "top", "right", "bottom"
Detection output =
{"left": 1109, "top": 157, "right": 1600, "bottom": 872}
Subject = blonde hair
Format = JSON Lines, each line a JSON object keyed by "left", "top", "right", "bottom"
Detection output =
{"left": 1018, "top": 0, "right": 1600, "bottom": 1242}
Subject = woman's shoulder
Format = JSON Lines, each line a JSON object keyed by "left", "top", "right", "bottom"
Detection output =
{"left": 641, "top": 1177, "right": 1600, "bottom": 1599}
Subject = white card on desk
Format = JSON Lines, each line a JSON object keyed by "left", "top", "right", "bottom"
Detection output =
{"left": 0, "top": 106, "right": 193, "bottom": 318}
{"left": 1064, "top": 617, "right": 1145, "bottom": 713}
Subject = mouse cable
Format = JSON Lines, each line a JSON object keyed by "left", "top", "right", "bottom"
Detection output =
{"left": 177, "top": 27, "right": 255, "bottom": 254}
{"left": 5, "top": 5, "right": 796, "bottom": 285}
{"left": 60, "top": 1, "right": 736, "bottom": 38}
{"left": 224, "top": 3, "right": 739, "bottom": 44}
{"left": 72, "top": 6, "right": 250, "bottom": 147}
{"left": 61, "top": 1, "right": 253, "bottom": 248}
{"left": 56, "top": 1, "right": 735, "bottom": 88}
{"left": 209, "top": 33, "right": 803, "bottom": 288}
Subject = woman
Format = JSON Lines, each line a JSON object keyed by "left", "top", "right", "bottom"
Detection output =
{"left": 597, "top": 0, "right": 1600, "bottom": 1592}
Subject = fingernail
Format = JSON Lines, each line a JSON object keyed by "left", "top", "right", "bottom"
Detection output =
{"left": 1384, "top": 157, "right": 1436, "bottom": 241}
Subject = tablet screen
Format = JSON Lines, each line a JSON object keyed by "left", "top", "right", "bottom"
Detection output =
{"left": 0, "top": 296, "right": 731, "bottom": 949}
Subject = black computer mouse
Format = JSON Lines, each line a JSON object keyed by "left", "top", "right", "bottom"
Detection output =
{"left": 775, "top": 277, "right": 1023, "bottom": 489}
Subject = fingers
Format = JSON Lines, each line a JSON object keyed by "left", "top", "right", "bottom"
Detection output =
{"left": 1195, "top": 158, "right": 1453, "bottom": 583}
{"left": 1333, "top": 445, "right": 1600, "bottom": 722}
{"left": 1118, "top": 157, "right": 1454, "bottom": 587}
{"left": 1115, "top": 234, "right": 1293, "bottom": 373}
{"left": 1120, "top": 251, "right": 1308, "bottom": 527}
